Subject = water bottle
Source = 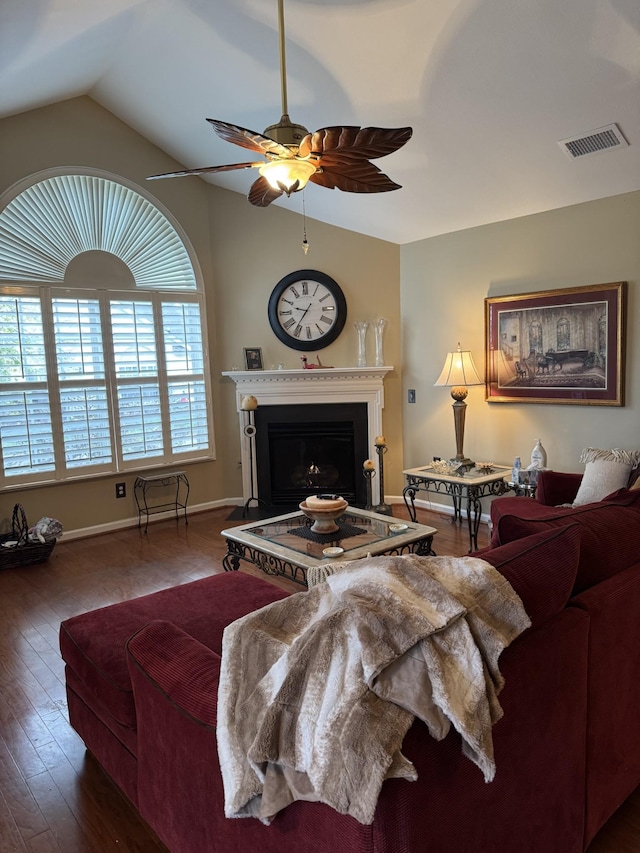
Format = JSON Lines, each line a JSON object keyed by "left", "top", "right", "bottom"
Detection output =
{"left": 512, "top": 456, "right": 522, "bottom": 484}
{"left": 530, "top": 439, "right": 547, "bottom": 469}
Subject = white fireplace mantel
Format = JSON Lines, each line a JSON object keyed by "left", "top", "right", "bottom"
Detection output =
{"left": 222, "top": 367, "right": 393, "bottom": 505}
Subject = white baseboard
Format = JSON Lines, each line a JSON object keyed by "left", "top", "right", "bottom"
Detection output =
{"left": 62, "top": 494, "right": 489, "bottom": 542}
{"left": 387, "top": 494, "right": 491, "bottom": 525}
{"left": 61, "top": 497, "right": 243, "bottom": 541}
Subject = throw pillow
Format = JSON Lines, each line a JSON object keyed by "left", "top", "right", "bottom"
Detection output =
{"left": 495, "top": 503, "right": 640, "bottom": 593}
{"left": 573, "top": 447, "right": 640, "bottom": 506}
{"left": 474, "top": 525, "right": 580, "bottom": 627}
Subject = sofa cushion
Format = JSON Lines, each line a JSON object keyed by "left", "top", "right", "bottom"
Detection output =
{"left": 494, "top": 502, "right": 640, "bottom": 594}
{"left": 59, "top": 571, "right": 289, "bottom": 728}
{"left": 573, "top": 447, "right": 640, "bottom": 506}
{"left": 473, "top": 525, "right": 580, "bottom": 627}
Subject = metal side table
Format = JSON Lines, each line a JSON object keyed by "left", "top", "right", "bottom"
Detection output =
{"left": 134, "top": 471, "right": 189, "bottom": 533}
{"left": 402, "top": 464, "right": 512, "bottom": 552}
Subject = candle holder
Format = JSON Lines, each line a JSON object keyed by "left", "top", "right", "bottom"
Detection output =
{"left": 362, "top": 466, "right": 375, "bottom": 510}
{"left": 354, "top": 320, "right": 370, "bottom": 367}
{"left": 242, "top": 409, "right": 267, "bottom": 517}
{"left": 373, "top": 442, "right": 392, "bottom": 515}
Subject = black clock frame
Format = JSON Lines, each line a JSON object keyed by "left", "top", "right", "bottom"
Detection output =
{"left": 267, "top": 269, "right": 347, "bottom": 351}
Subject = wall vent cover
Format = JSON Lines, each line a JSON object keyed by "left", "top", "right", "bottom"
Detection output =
{"left": 558, "top": 123, "right": 628, "bottom": 159}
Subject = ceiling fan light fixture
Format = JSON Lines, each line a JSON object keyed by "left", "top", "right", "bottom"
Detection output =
{"left": 146, "top": 0, "right": 412, "bottom": 206}
{"left": 258, "top": 159, "right": 317, "bottom": 194}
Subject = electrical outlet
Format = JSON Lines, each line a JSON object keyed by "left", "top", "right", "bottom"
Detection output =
{"left": 408, "top": 389, "right": 416, "bottom": 403}
{"left": 115, "top": 482, "right": 126, "bottom": 498}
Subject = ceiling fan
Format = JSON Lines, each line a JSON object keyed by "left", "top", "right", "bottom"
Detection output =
{"left": 147, "top": 0, "right": 412, "bottom": 207}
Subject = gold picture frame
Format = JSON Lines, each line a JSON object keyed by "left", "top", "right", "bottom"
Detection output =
{"left": 485, "top": 282, "right": 626, "bottom": 406}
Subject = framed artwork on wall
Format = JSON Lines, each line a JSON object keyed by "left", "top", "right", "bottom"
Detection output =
{"left": 485, "top": 282, "right": 627, "bottom": 406}
{"left": 243, "top": 347, "right": 263, "bottom": 371}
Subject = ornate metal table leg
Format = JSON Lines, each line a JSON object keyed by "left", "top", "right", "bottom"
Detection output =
{"left": 402, "top": 485, "right": 418, "bottom": 522}
{"left": 466, "top": 488, "right": 482, "bottom": 552}
{"left": 451, "top": 484, "right": 463, "bottom": 524}
{"left": 222, "top": 540, "right": 242, "bottom": 572}
{"left": 415, "top": 535, "right": 436, "bottom": 557}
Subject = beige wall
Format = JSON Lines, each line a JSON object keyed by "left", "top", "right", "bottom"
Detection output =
{"left": 400, "top": 191, "right": 640, "bottom": 476}
{"left": 0, "top": 97, "right": 402, "bottom": 533}
{"left": 206, "top": 191, "right": 402, "bottom": 499}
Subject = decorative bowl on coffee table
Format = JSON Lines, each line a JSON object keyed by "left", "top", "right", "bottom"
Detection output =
{"left": 299, "top": 497, "right": 348, "bottom": 534}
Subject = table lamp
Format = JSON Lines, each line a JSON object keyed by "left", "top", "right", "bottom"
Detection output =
{"left": 434, "top": 343, "right": 483, "bottom": 466}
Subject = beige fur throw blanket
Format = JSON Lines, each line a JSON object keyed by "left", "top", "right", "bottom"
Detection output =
{"left": 216, "top": 554, "right": 531, "bottom": 826}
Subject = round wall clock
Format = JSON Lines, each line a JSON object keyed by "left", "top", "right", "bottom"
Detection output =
{"left": 268, "top": 269, "right": 347, "bottom": 351}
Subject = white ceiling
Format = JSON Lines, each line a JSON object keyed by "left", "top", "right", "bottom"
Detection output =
{"left": 2, "top": 0, "right": 639, "bottom": 244}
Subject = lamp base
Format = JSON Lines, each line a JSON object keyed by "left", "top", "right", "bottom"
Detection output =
{"left": 450, "top": 456, "right": 475, "bottom": 471}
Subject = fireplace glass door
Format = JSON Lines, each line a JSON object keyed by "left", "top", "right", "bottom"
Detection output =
{"left": 255, "top": 403, "right": 369, "bottom": 509}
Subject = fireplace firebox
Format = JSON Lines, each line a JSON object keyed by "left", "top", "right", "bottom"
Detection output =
{"left": 254, "top": 403, "right": 369, "bottom": 509}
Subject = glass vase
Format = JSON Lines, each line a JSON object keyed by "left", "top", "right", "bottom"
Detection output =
{"left": 374, "top": 317, "right": 388, "bottom": 367}
{"left": 354, "top": 321, "right": 370, "bottom": 367}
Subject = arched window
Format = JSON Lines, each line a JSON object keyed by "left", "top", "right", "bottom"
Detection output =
{"left": 528, "top": 321, "right": 542, "bottom": 354}
{"left": 556, "top": 318, "right": 570, "bottom": 351}
{"left": 0, "top": 171, "right": 214, "bottom": 487}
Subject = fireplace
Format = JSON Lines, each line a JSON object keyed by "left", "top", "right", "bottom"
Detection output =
{"left": 255, "top": 403, "right": 369, "bottom": 509}
{"left": 222, "top": 365, "right": 392, "bottom": 509}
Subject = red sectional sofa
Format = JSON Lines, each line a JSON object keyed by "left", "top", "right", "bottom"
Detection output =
{"left": 60, "top": 486, "right": 640, "bottom": 853}
{"left": 490, "top": 472, "right": 640, "bottom": 846}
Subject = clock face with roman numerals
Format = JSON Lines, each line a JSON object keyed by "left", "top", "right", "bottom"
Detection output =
{"left": 267, "top": 270, "right": 347, "bottom": 351}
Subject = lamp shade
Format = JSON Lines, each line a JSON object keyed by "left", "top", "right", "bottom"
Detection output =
{"left": 434, "top": 344, "right": 483, "bottom": 388}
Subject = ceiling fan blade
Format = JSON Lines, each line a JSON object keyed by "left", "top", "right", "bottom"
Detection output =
{"left": 248, "top": 176, "right": 285, "bottom": 207}
{"left": 299, "top": 126, "right": 412, "bottom": 161}
{"left": 309, "top": 161, "right": 401, "bottom": 194}
{"left": 147, "top": 162, "right": 261, "bottom": 180}
{"left": 207, "top": 119, "right": 293, "bottom": 158}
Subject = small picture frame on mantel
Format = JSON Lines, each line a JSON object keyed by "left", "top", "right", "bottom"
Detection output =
{"left": 243, "top": 347, "right": 263, "bottom": 371}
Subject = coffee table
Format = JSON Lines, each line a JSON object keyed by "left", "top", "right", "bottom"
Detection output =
{"left": 221, "top": 506, "right": 438, "bottom": 587}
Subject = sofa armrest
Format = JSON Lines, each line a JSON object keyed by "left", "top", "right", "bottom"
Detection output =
{"left": 126, "top": 620, "right": 378, "bottom": 853}
{"left": 126, "top": 621, "right": 227, "bottom": 852}
{"left": 536, "top": 471, "right": 582, "bottom": 506}
{"left": 127, "top": 619, "right": 220, "bottom": 725}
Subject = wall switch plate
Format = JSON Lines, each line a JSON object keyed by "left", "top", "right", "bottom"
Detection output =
{"left": 408, "top": 389, "right": 416, "bottom": 403}
{"left": 115, "top": 482, "right": 126, "bottom": 498}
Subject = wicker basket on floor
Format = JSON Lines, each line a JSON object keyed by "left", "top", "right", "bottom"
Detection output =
{"left": 0, "top": 504, "right": 56, "bottom": 569}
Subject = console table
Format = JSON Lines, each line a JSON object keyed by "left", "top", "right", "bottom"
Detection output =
{"left": 402, "top": 465, "right": 512, "bottom": 552}
{"left": 134, "top": 471, "right": 189, "bottom": 533}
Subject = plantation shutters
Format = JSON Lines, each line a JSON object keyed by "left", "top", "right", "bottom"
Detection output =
{"left": 0, "top": 173, "right": 214, "bottom": 486}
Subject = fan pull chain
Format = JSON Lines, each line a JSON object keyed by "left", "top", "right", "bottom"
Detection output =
{"left": 302, "top": 192, "right": 309, "bottom": 254}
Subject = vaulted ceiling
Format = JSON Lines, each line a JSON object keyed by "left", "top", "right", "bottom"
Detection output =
{"left": 2, "top": 0, "right": 639, "bottom": 243}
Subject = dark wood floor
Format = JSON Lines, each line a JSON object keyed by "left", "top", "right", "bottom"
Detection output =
{"left": 0, "top": 504, "right": 637, "bottom": 851}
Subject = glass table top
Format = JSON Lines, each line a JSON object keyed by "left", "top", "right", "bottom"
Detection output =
{"left": 403, "top": 464, "right": 512, "bottom": 485}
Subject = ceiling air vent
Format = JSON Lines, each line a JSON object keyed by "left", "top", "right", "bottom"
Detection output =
{"left": 558, "top": 123, "right": 628, "bottom": 160}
